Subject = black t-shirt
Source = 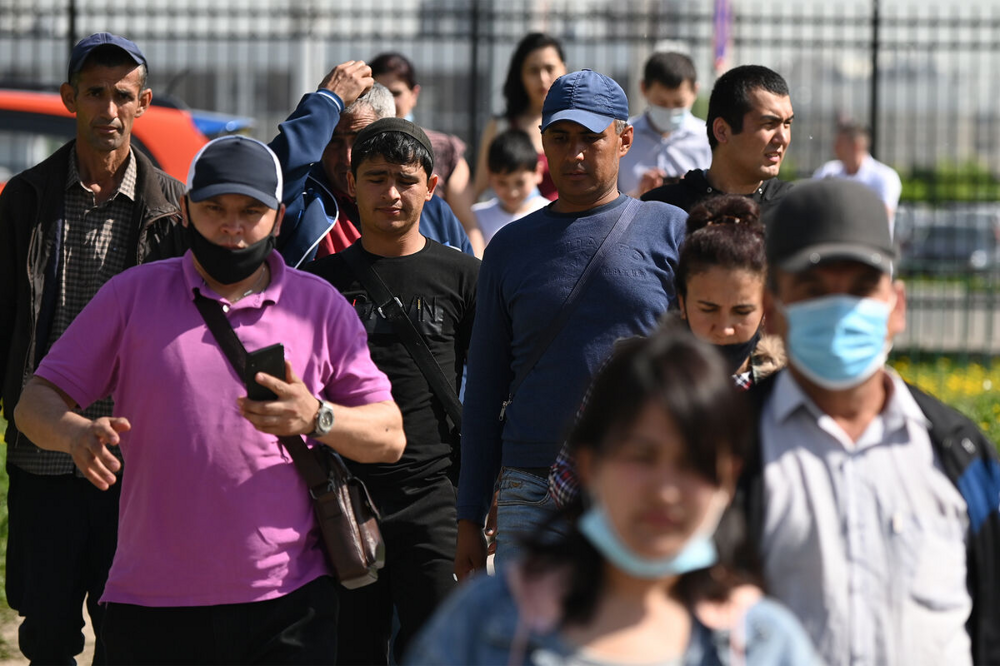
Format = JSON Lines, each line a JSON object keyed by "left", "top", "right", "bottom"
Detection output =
{"left": 642, "top": 168, "right": 794, "bottom": 214}
{"left": 306, "top": 239, "right": 479, "bottom": 489}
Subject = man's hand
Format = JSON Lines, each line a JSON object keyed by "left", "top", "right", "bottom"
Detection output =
{"left": 455, "top": 519, "right": 488, "bottom": 582}
{"left": 319, "top": 60, "right": 374, "bottom": 109}
{"left": 636, "top": 168, "right": 667, "bottom": 197}
{"left": 238, "top": 360, "right": 318, "bottom": 437}
{"left": 485, "top": 490, "right": 498, "bottom": 556}
{"left": 70, "top": 417, "right": 129, "bottom": 491}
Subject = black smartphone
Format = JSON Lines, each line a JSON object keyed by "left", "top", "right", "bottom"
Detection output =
{"left": 244, "top": 343, "right": 285, "bottom": 401}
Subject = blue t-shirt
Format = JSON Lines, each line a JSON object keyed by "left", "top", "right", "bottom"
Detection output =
{"left": 457, "top": 194, "right": 686, "bottom": 523}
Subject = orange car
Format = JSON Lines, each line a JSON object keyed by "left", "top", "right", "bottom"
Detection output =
{"left": 0, "top": 88, "right": 210, "bottom": 193}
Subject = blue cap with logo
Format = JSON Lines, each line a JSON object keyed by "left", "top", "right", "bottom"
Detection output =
{"left": 68, "top": 32, "right": 147, "bottom": 81}
{"left": 541, "top": 69, "right": 630, "bottom": 134}
{"left": 186, "top": 136, "right": 284, "bottom": 209}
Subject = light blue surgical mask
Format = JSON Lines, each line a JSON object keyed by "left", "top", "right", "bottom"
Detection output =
{"left": 578, "top": 494, "right": 726, "bottom": 579}
{"left": 781, "top": 294, "right": 894, "bottom": 390}
{"left": 647, "top": 105, "right": 690, "bottom": 134}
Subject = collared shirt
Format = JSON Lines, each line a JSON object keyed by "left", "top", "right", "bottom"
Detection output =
{"left": 35, "top": 250, "right": 394, "bottom": 606}
{"left": 813, "top": 155, "right": 902, "bottom": 221}
{"left": 9, "top": 147, "right": 137, "bottom": 476}
{"left": 760, "top": 369, "right": 971, "bottom": 666}
{"left": 618, "top": 112, "right": 712, "bottom": 196}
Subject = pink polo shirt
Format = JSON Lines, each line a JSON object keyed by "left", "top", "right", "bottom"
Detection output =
{"left": 35, "top": 250, "right": 394, "bottom": 607}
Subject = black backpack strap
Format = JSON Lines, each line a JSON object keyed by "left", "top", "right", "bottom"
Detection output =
{"left": 339, "top": 246, "right": 463, "bottom": 431}
{"left": 191, "top": 290, "right": 329, "bottom": 492}
{"left": 500, "top": 197, "right": 642, "bottom": 421}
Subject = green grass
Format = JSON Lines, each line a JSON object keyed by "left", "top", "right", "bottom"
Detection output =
{"left": 890, "top": 355, "right": 1000, "bottom": 444}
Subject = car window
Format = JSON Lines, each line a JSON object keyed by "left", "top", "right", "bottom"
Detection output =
{"left": 0, "top": 109, "right": 163, "bottom": 183}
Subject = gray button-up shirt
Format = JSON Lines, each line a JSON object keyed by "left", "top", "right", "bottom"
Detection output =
{"left": 760, "top": 369, "right": 971, "bottom": 666}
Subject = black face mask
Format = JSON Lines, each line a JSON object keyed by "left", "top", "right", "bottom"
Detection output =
{"left": 185, "top": 201, "right": 276, "bottom": 285}
{"left": 714, "top": 327, "right": 763, "bottom": 375}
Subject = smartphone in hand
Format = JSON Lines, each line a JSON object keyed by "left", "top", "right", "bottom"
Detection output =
{"left": 244, "top": 343, "right": 285, "bottom": 401}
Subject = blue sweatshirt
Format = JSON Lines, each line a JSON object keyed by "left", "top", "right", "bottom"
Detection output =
{"left": 457, "top": 194, "right": 687, "bottom": 523}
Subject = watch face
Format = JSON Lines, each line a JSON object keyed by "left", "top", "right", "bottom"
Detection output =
{"left": 318, "top": 406, "right": 335, "bottom": 431}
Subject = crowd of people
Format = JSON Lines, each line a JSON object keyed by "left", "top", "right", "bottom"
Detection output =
{"left": 1, "top": 28, "right": 998, "bottom": 666}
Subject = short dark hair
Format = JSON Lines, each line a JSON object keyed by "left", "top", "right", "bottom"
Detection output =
{"left": 520, "top": 321, "right": 756, "bottom": 623}
{"left": 706, "top": 65, "right": 788, "bottom": 150}
{"left": 370, "top": 52, "right": 417, "bottom": 90}
{"left": 351, "top": 130, "right": 434, "bottom": 179}
{"left": 70, "top": 44, "right": 148, "bottom": 92}
{"left": 643, "top": 52, "right": 697, "bottom": 89}
{"left": 677, "top": 195, "right": 766, "bottom": 298}
{"left": 837, "top": 121, "right": 870, "bottom": 144}
{"left": 486, "top": 129, "right": 538, "bottom": 175}
{"left": 503, "top": 32, "right": 566, "bottom": 120}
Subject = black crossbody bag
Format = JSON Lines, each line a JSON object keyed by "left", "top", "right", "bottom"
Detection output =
{"left": 499, "top": 197, "right": 641, "bottom": 420}
{"left": 340, "top": 246, "right": 463, "bottom": 433}
{"left": 192, "top": 291, "right": 385, "bottom": 589}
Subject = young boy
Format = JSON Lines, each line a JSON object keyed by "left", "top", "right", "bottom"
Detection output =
{"left": 472, "top": 129, "right": 549, "bottom": 245}
{"left": 619, "top": 51, "right": 711, "bottom": 197}
{"left": 306, "top": 118, "right": 480, "bottom": 665}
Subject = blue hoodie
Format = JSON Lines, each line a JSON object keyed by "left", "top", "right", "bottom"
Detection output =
{"left": 268, "top": 90, "right": 473, "bottom": 267}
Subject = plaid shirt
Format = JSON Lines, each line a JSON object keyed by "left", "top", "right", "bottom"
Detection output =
{"left": 8, "top": 148, "right": 136, "bottom": 476}
{"left": 548, "top": 355, "right": 757, "bottom": 509}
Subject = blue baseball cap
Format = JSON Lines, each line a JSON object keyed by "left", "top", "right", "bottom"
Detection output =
{"left": 186, "top": 136, "right": 283, "bottom": 209}
{"left": 68, "top": 33, "right": 147, "bottom": 81}
{"left": 540, "top": 69, "right": 629, "bottom": 134}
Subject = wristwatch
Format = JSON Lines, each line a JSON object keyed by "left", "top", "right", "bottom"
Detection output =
{"left": 309, "top": 399, "right": 336, "bottom": 438}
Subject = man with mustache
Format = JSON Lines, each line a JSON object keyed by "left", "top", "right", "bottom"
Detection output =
{"left": 0, "top": 32, "right": 187, "bottom": 663}
{"left": 455, "top": 69, "right": 688, "bottom": 579}
{"left": 643, "top": 64, "right": 794, "bottom": 214}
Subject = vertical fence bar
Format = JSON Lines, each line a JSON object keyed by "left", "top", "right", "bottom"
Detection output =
{"left": 469, "top": 0, "right": 480, "bottom": 150}
{"left": 869, "top": 0, "right": 879, "bottom": 160}
{"left": 68, "top": 0, "right": 78, "bottom": 54}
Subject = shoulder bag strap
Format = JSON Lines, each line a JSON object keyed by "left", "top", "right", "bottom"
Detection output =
{"left": 500, "top": 197, "right": 642, "bottom": 420}
{"left": 339, "top": 246, "right": 463, "bottom": 431}
{"left": 191, "top": 291, "right": 329, "bottom": 492}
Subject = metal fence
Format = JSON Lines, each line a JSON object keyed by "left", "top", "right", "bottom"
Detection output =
{"left": 3, "top": 0, "right": 1000, "bottom": 365}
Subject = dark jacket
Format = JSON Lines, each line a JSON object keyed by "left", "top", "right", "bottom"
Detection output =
{"left": 740, "top": 371, "right": 1000, "bottom": 666}
{"left": 642, "top": 168, "right": 794, "bottom": 214}
{"left": 0, "top": 141, "right": 186, "bottom": 446}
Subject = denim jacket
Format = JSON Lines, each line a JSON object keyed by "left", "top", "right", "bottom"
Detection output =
{"left": 406, "top": 570, "right": 821, "bottom": 666}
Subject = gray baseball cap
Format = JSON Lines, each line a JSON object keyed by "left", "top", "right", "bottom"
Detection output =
{"left": 765, "top": 179, "right": 896, "bottom": 274}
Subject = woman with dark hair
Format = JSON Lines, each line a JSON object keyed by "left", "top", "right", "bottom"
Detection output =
{"left": 370, "top": 51, "right": 485, "bottom": 254}
{"left": 473, "top": 32, "right": 566, "bottom": 201}
{"left": 676, "top": 194, "right": 784, "bottom": 389}
{"left": 407, "top": 324, "right": 817, "bottom": 665}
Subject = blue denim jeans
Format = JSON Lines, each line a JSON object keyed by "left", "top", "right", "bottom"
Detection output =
{"left": 493, "top": 467, "right": 557, "bottom": 569}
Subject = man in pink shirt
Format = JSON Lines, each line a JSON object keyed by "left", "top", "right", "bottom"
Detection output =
{"left": 13, "top": 133, "right": 405, "bottom": 664}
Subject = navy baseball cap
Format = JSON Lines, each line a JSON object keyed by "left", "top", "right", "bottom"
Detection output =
{"left": 540, "top": 69, "right": 629, "bottom": 134}
{"left": 186, "top": 136, "right": 283, "bottom": 209}
{"left": 68, "top": 32, "right": 147, "bottom": 81}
